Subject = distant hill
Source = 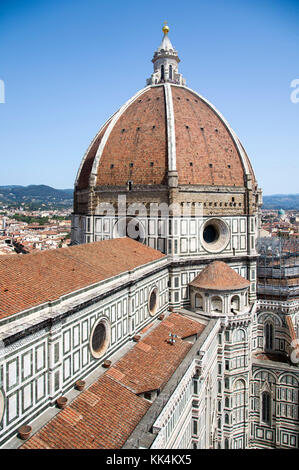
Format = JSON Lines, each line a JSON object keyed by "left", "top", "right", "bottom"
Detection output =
{"left": 0, "top": 185, "right": 73, "bottom": 208}
{"left": 262, "top": 194, "right": 299, "bottom": 210}
{"left": 0, "top": 185, "right": 298, "bottom": 211}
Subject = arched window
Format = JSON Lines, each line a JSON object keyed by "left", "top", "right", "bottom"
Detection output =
{"left": 225, "top": 397, "right": 229, "bottom": 408}
{"left": 225, "top": 413, "right": 229, "bottom": 424}
{"left": 218, "top": 418, "right": 221, "bottom": 429}
{"left": 262, "top": 391, "right": 271, "bottom": 424}
{"left": 225, "top": 438, "right": 229, "bottom": 449}
{"left": 231, "top": 295, "right": 240, "bottom": 313}
{"left": 161, "top": 65, "right": 165, "bottom": 81}
{"left": 233, "top": 328, "right": 246, "bottom": 343}
{"left": 169, "top": 64, "right": 173, "bottom": 80}
{"left": 264, "top": 322, "right": 274, "bottom": 350}
{"left": 195, "top": 293, "right": 203, "bottom": 310}
{"left": 211, "top": 296, "right": 223, "bottom": 313}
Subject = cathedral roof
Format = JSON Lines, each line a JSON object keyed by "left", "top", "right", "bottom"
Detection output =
{"left": 21, "top": 313, "right": 206, "bottom": 449}
{"left": 22, "top": 374, "right": 151, "bottom": 449}
{"left": 75, "top": 26, "right": 256, "bottom": 191}
{"left": 105, "top": 312, "right": 206, "bottom": 394}
{"left": 0, "top": 238, "right": 165, "bottom": 320}
{"left": 76, "top": 84, "right": 256, "bottom": 190}
{"left": 190, "top": 261, "right": 250, "bottom": 291}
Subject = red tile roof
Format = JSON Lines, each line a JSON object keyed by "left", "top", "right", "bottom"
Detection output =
{"left": 21, "top": 313, "right": 205, "bottom": 449}
{"left": 0, "top": 238, "right": 165, "bottom": 320}
{"left": 190, "top": 261, "right": 250, "bottom": 291}
{"left": 21, "top": 375, "right": 150, "bottom": 449}
{"left": 75, "top": 84, "right": 255, "bottom": 191}
{"left": 106, "top": 312, "right": 205, "bottom": 394}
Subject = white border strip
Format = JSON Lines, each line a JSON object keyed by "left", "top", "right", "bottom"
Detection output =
{"left": 74, "top": 114, "right": 115, "bottom": 187}
{"left": 164, "top": 83, "right": 177, "bottom": 172}
{"left": 89, "top": 86, "right": 151, "bottom": 186}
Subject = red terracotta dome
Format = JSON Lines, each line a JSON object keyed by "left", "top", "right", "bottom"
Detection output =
{"left": 75, "top": 83, "right": 255, "bottom": 191}
{"left": 75, "top": 26, "right": 256, "bottom": 192}
{"left": 190, "top": 261, "right": 250, "bottom": 291}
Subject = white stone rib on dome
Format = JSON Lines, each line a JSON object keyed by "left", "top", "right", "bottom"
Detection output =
{"left": 89, "top": 86, "right": 151, "bottom": 187}
{"left": 76, "top": 83, "right": 252, "bottom": 189}
{"left": 80, "top": 84, "right": 176, "bottom": 188}
{"left": 74, "top": 114, "right": 115, "bottom": 188}
{"left": 163, "top": 83, "right": 176, "bottom": 172}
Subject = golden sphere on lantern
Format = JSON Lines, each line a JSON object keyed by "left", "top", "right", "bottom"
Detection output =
{"left": 162, "top": 23, "right": 169, "bottom": 34}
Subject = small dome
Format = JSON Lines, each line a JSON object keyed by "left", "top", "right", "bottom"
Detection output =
{"left": 189, "top": 261, "right": 250, "bottom": 291}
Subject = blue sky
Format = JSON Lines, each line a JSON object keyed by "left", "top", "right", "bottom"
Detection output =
{"left": 0, "top": 0, "right": 298, "bottom": 195}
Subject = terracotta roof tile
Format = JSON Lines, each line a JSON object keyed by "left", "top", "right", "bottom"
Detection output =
{"left": 106, "top": 313, "right": 206, "bottom": 394}
{"left": 76, "top": 84, "right": 255, "bottom": 189}
{"left": 0, "top": 238, "right": 165, "bottom": 320}
{"left": 21, "top": 375, "right": 150, "bottom": 449}
{"left": 21, "top": 313, "right": 206, "bottom": 449}
{"left": 190, "top": 261, "right": 250, "bottom": 291}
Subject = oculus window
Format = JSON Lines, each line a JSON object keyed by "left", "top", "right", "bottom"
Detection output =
{"left": 90, "top": 318, "right": 111, "bottom": 359}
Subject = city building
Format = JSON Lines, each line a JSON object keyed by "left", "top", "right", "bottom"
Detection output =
{"left": 0, "top": 25, "right": 298, "bottom": 450}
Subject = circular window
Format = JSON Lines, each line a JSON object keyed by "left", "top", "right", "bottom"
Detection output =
{"left": 148, "top": 287, "right": 159, "bottom": 316}
{"left": 113, "top": 217, "right": 145, "bottom": 244}
{"left": 201, "top": 218, "right": 230, "bottom": 253}
{"left": 203, "top": 224, "right": 219, "bottom": 244}
{"left": 90, "top": 318, "right": 111, "bottom": 359}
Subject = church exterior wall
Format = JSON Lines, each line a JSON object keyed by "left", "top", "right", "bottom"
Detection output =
{"left": 72, "top": 212, "right": 258, "bottom": 305}
{"left": 250, "top": 365, "right": 299, "bottom": 448}
{"left": 0, "top": 262, "right": 168, "bottom": 447}
{"left": 72, "top": 213, "right": 256, "bottom": 258}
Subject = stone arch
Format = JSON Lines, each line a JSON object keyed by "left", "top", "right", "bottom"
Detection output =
{"left": 211, "top": 296, "right": 223, "bottom": 314}
{"left": 232, "top": 328, "right": 246, "bottom": 343}
{"left": 258, "top": 312, "right": 282, "bottom": 327}
{"left": 195, "top": 293, "right": 204, "bottom": 310}
{"left": 279, "top": 373, "right": 298, "bottom": 386}
{"left": 230, "top": 295, "right": 240, "bottom": 313}
{"left": 113, "top": 216, "right": 145, "bottom": 244}
{"left": 253, "top": 369, "right": 276, "bottom": 384}
{"left": 233, "top": 378, "right": 246, "bottom": 390}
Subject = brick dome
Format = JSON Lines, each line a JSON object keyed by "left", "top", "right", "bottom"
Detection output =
{"left": 75, "top": 83, "right": 256, "bottom": 191}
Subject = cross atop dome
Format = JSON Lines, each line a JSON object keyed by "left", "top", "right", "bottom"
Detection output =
{"left": 146, "top": 23, "right": 186, "bottom": 86}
